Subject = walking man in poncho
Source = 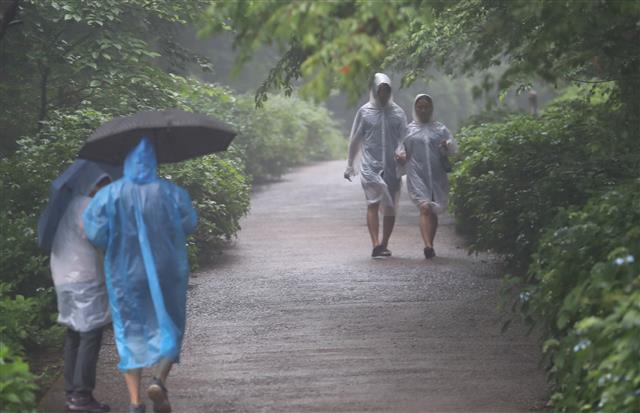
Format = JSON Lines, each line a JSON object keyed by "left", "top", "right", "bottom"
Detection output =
{"left": 344, "top": 73, "right": 408, "bottom": 258}
{"left": 83, "top": 138, "right": 197, "bottom": 413}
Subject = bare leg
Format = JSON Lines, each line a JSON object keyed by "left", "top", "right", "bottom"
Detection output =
{"left": 381, "top": 215, "right": 395, "bottom": 248}
{"left": 367, "top": 203, "right": 380, "bottom": 247}
{"left": 419, "top": 206, "right": 431, "bottom": 248}
{"left": 148, "top": 359, "right": 172, "bottom": 412}
{"left": 123, "top": 369, "right": 142, "bottom": 405}
{"left": 428, "top": 212, "right": 439, "bottom": 247}
{"left": 420, "top": 204, "right": 439, "bottom": 249}
{"left": 154, "top": 358, "right": 173, "bottom": 383}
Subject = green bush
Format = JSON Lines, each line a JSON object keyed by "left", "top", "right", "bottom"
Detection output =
{"left": 0, "top": 283, "right": 64, "bottom": 355}
{"left": 161, "top": 155, "right": 250, "bottom": 261}
{"left": 451, "top": 92, "right": 640, "bottom": 412}
{"left": 0, "top": 109, "right": 106, "bottom": 295}
{"left": 232, "top": 94, "right": 346, "bottom": 181}
{"left": 0, "top": 212, "right": 48, "bottom": 296}
{"left": 458, "top": 107, "right": 520, "bottom": 130}
{"left": 0, "top": 343, "right": 37, "bottom": 413}
{"left": 162, "top": 75, "right": 346, "bottom": 183}
{"left": 516, "top": 182, "right": 640, "bottom": 413}
{"left": 450, "top": 98, "right": 640, "bottom": 267}
{"left": 293, "top": 97, "right": 347, "bottom": 162}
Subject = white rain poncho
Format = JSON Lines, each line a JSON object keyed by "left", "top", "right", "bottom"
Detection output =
{"left": 402, "top": 94, "right": 458, "bottom": 214}
{"left": 346, "top": 73, "right": 408, "bottom": 215}
{"left": 51, "top": 184, "right": 111, "bottom": 333}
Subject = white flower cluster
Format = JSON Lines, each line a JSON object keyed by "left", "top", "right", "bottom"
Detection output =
{"left": 614, "top": 255, "right": 635, "bottom": 266}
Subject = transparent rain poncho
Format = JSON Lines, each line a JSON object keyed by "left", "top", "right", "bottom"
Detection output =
{"left": 402, "top": 94, "right": 458, "bottom": 214}
{"left": 346, "top": 73, "right": 408, "bottom": 215}
{"left": 51, "top": 173, "right": 112, "bottom": 332}
{"left": 83, "top": 138, "right": 198, "bottom": 371}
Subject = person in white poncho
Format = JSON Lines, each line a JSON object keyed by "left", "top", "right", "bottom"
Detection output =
{"left": 400, "top": 94, "right": 458, "bottom": 259}
{"left": 51, "top": 174, "right": 112, "bottom": 412}
{"left": 344, "top": 73, "right": 408, "bottom": 258}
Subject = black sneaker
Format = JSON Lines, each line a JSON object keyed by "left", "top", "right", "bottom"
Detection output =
{"left": 147, "top": 378, "right": 171, "bottom": 413}
{"left": 380, "top": 247, "right": 392, "bottom": 257}
{"left": 372, "top": 245, "right": 387, "bottom": 259}
{"left": 68, "top": 394, "right": 111, "bottom": 412}
{"left": 128, "top": 404, "right": 146, "bottom": 413}
{"left": 424, "top": 247, "right": 436, "bottom": 259}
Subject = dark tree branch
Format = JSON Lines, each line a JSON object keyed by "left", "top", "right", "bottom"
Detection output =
{"left": 565, "top": 76, "right": 640, "bottom": 84}
{"left": 63, "top": 29, "right": 100, "bottom": 57}
{"left": 38, "top": 65, "right": 50, "bottom": 125}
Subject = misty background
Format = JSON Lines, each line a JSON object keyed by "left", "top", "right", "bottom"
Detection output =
{"left": 169, "top": 27, "right": 557, "bottom": 135}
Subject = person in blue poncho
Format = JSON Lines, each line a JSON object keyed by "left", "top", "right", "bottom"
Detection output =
{"left": 83, "top": 138, "right": 197, "bottom": 413}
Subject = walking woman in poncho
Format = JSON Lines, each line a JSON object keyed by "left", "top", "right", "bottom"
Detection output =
{"left": 400, "top": 94, "right": 458, "bottom": 259}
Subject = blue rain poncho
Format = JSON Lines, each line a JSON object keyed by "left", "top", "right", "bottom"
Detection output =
{"left": 402, "top": 94, "right": 458, "bottom": 214}
{"left": 83, "top": 138, "right": 198, "bottom": 371}
{"left": 345, "top": 73, "right": 408, "bottom": 215}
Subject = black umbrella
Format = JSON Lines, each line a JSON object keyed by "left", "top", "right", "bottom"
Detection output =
{"left": 78, "top": 109, "right": 236, "bottom": 164}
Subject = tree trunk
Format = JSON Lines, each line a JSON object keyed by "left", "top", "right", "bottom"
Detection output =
{"left": 0, "top": 0, "right": 20, "bottom": 43}
{"left": 38, "top": 66, "right": 49, "bottom": 125}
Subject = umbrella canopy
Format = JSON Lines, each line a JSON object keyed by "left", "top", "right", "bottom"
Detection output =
{"left": 78, "top": 109, "right": 236, "bottom": 164}
{"left": 37, "top": 160, "right": 122, "bottom": 252}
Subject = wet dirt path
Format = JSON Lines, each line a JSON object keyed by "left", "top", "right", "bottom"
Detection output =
{"left": 40, "top": 160, "right": 548, "bottom": 412}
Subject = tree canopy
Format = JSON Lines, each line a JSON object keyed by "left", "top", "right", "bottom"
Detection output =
{"left": 0, "top": 0, "right": 212, "bottom": 152}
{"left": 202, "top": 0, "right": 640, "bottom": 110}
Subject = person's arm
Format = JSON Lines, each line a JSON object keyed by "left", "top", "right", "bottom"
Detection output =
{"left": 395, "top": 137, "right": 408, "bottom": 165}
{"left": 443, "top": 126, "right": 458, "bottom": 155}
{"left": 83, "top": 190, "right": 110, "bottom": 250}
{"left": 395, "top": 111, "right": 409, "bottom": 164}
{"left": 176, "top": 187, "right": 198, "bottom": 235}
{"left": 345, "top": 110, "right": 364, "bottom": 180}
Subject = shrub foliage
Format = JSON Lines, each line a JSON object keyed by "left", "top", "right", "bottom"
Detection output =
{"left": 451, "top": 93, "right": 640, "bottom": 413}
{"left": 451, "top": 98, "right": 640, "bottom": 268}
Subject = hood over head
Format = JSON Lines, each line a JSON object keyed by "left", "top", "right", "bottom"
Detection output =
{"left": 71, "top": 167, "right": 114, "bottom": 197}
{"left": 124, "top": 137, "right": 157, "bottom": 184}
{"left": 413, "top": 93, "right": 434, "bottom": 123}
{"left": 369, "top": 73, "right": 394, "bottom": 107}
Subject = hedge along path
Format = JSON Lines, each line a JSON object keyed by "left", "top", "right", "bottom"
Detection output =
{"left": 40, "top": 160, "right": 549, "bottom": 412}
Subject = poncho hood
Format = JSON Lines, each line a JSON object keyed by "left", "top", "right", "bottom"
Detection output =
{"left": 124, "top": 137, "right": 157, "bottom": 184}
{"left": 413, "top": 93, "right": 434, "bottom": 123}
{"left": 369, "top": 72, "right": 394, "bottom": 107}
{"left": 70, "top": 168, "right": 114, "bottom": 197}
